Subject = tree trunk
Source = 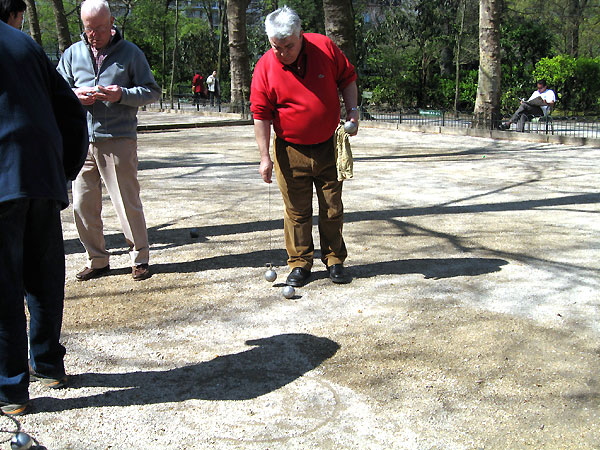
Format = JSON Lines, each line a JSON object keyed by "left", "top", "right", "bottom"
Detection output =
{"left": 170, "top": 0, "right": 179, "bottom": 110}
{"left": 23, "top": 0, "right": 42, "bottom": 45}
{"left": 161, "top": 0, "right": 173, "bottom": 108}
{"left": 227, "top": 0, "right": 251, "bottom": 109}
{"left": 322, "top": 0, "right": 357, "bottom": 66}
{"left": 119, "top": 0, "right": 135, "bottom": 40}
{"left": 472, "top": 0, "right": 502, "bottom": 129}
{"left": 217, "top": 0, "right": 227, "bottom": 79}
{"left": 50, "top": 0, "right": 72, "bottom": 53}
{"left": 566, "top": 0, "right": 588, "bottom": 57}
{"left": 454, "top": 0, "right": 466, "bottom": 114}
{"left": 201, "top": 0, "right": 215, "bottom": 32}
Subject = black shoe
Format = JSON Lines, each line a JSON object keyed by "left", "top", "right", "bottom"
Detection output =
{"left": 286, "top": 267, "right": 311, "bottom": 287}
{"left": 327, "top": 264, "right": 351, "bottom": 284}
{"left": 498, "top": 122, "right": 510, "bottom": 131}
{"left": 76, "top": 265, "right": 110, "bottom": 281}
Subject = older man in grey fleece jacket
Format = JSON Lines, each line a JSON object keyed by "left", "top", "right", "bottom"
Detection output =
{"left": 57, "top": 0, "right": 160, "bottom": 282}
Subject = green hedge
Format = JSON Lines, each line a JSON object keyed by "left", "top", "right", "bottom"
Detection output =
{"left": 533, "top": 56, "right": 600, "bottom": 113}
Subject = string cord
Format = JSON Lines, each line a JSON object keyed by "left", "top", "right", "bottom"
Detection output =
{"left": 268, "top": 181, "right": 272, "bottom": 252}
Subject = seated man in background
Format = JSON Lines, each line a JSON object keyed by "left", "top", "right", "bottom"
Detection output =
{"left": 500, "top": 80, "right": 556, "bottom": 132}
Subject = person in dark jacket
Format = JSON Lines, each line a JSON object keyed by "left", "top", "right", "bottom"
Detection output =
{"left": 0, "top": 20, "right": 88, "bottom": 415}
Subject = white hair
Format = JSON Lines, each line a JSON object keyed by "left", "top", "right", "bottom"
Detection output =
{"left": 265, "top": 5, "right": 301, "bottom": 39}
{"left": 80, "top": 0, "right": 111, "bottom": 18}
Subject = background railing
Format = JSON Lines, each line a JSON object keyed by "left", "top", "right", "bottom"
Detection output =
{"left": 145, "top": 93, "right": 600, "bottom": 140}
{"left": 358, "top": 106, "right": 600, "bottom": 140}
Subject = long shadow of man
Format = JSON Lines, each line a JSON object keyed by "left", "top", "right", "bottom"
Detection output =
{"left": 34, "top": 334, "right": 339, "bottom": 412}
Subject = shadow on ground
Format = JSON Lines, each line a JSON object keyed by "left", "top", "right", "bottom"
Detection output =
{"left": 63, "top": 192, "right": 599, "bottom": 256}
{"left": 81, "top": 254, "right": 507, "bottom": 281}
{"left": 33, "top": 334, "right": 339, "bottom": 413}
{"left": 353, "top": 258, "right": 508, "bottom": 279}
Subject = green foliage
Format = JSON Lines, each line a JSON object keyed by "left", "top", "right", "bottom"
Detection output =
{"left": 28, "top": 0, "right": 599, "bottom": 114}
{"left": 572, "top": 58, "right": 600, "bottom": 112}
{"left": 533, "top": 55, "right": 600, "bottom": 112}
{"left": 284, "top": 0, "right": 325, "bottom": 34}
{"left": 498, "top": 12, "right": 554, "bottom": 114}
{"left": 246, "top": 0, "right": 327, "bottom": 67}
{"left": 30, "top": 0, "right": 81, "bottom": 53}
{"left": 506, "top": 0, "right": 599, "bottom": 58}
{"left": 459, "top": 70, "right": 478, "bottom": 108}
{"left": 178, "top": 26, "right": 219, "bottom": 84}
{"left": 355, "top": 0, "right": 484, "bottom": 110}
{"left": 532, "top": 55, "right": 576, "bottom": 93}
{"left": 500, "top": 13, "right": 553, "bottom": 86}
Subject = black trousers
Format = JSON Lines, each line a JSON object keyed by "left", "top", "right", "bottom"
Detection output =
{"left": 0, "top": 198, "right": 66, "bottom": 404}
{"left": 510, "top": 103, "right": 544, "bottom": 132}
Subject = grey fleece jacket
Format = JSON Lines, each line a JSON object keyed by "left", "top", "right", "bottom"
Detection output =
{"left": 57, "top": 28, "right": 160, "bottom": 142}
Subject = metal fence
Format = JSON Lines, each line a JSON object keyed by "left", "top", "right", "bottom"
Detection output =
{"left": 358, "top": 107, "right": 600, "bottom": 140}
{"left": 145, "top": 94, "right": 252, "bottom": 119}
{"left": 144, "top": 95, "right": 600, "bottom": 140}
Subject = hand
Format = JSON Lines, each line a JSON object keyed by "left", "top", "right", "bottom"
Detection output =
{"left": 95, "top": 85, "right": 122, "bottom": 103}
{"left": 345, "top": 109, "right": 359, "bottom": 136}
{"left": 259, "top": 157, "right": 274, "bottom": 183}
{"left": 74, "top": 87, "right": 98, "bottom": 106}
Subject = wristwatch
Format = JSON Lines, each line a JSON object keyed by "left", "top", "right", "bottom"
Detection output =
{"left": 346, "top": 107, "right": 358, "bottom": 113}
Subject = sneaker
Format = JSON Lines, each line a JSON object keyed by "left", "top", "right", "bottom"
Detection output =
{"left": 498, "top": 122, "right": 510, "bottom": 131}
{"left": 30, "top": 371, "right": 69, "bottom": 389}
{"left": 0, "top": 401, "right": 29, "bottom": 416}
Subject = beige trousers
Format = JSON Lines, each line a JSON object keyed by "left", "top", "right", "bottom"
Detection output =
{"left": 73, "top": 138, "right": 149, "bottom": 269}
{"left": 274, "top": 136, "right": 347, "bottom": 270}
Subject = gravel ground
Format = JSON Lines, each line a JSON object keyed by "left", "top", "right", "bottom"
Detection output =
{"left": 1, "top": 113, "right": 598, "bottom": 450}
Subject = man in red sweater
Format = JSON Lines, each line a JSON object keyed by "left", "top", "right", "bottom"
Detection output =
{"left": 250, "top": 5, "right": 359, "bottom": 287}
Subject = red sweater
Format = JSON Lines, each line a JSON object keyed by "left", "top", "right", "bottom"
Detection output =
{"left": 192, "top": 74, "right": 204, "bottom": 93}
{"left": 250, "top": 33, "right": 357, "bottom": 145}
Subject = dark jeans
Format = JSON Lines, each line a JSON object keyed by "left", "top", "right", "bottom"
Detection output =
{"left": 208, "top": 91, "right": 218, "bottom": 106}
{"left": 0, "top": 198, "right": 66, "bottom": 404}
{"left": 510, "top": 103, "right": 544, "bottom": 132}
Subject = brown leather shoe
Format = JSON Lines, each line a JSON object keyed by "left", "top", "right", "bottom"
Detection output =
{"left": 76, "top": 265, "right": 109, "bottom": 281}
{"left": 132, "top": 264, "right": 151, "bottom": 281}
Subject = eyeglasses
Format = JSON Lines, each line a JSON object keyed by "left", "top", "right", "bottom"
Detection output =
{"left": 84, "top": 25, "right": 111, "bottom": 35}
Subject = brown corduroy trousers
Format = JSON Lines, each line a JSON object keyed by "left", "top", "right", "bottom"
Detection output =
{"left": 274, "top": 136, "right": 347, "bottom": 270}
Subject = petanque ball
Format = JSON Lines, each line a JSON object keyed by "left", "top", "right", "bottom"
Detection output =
{"left": 344, "top": 121, "right": 358, "bottom": 134}
{"left": 282, "top": 285, "right": 295, "bottom": 299}
{"left": 264, "top": 268, "right": 277, "bottom": 282}
{"left": 11, "top": 432, "right": 33, "bottom": 450}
